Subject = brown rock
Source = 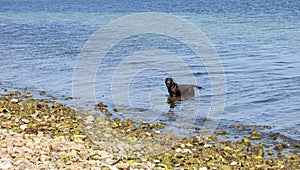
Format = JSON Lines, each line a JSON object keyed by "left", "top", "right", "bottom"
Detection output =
{"left": 49, "top": 143, "right": 60, "bottom": 152}
{"left": 116, "top": 162, "right": 130, "bottom": 170}
{"left": 1, "top": 122, "right": 12, "bottom": 129}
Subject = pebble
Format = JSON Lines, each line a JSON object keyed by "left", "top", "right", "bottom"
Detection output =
{"left": 230, "top": 161, "right": 238, "bottom": 166}
{"left": 153, "top": 159, "right": 160, "bottom": 163}
{"left": 145, "top": 132, "right": 151, "bottom": 137}
{"left": 199, "top": 167, "right": 208, "bottom": 170}
{"left": 154, "top": 130, "right": 161, "bottom": 134}
{"left": 86, "top": 115, "right": 95, "bottom": 124}
{"left": 22, "top": 118, "right": 30, "bottom": 124}
{"left": 116, "top": 162, "right": 130, "bottom": 169}
{"left": 0, "top": 159, "right": 13, "bottom": 169}
{"left": 20, "top": 124, "right": 27, "bottom": 130}
{"left": 204, "top": 144, "right": 213, "bottom": 148}
{"left": 175, "top": 148, "right": 183, "bottom": 153}
{"left": 183, "top": 148, "right": 192, "bottom": 154}
{"left": 10, "top": 98, "right": 19, "bottom": 103}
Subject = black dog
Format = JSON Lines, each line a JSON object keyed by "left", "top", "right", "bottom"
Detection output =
{"left": 165, "top": 78, "right": 202, "bottom": 97}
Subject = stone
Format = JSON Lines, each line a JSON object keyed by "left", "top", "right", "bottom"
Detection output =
{"left": 20, "top": 124, "right": 27, "bottom": 131}
{"left": 10, "top": 98, "right": 19, "bottom": 103}
{"left": 183, "top": 148, "right": 192, "bottom": 154}
{"left": 21, "top": 118, "right": 30, "bottom": 124}
{"left": 145, "top": 132, "right": 151, "bottom": 137}
{"left": 1, "top": 122, "right": 12, "bottom": 129}
{"left": 154, "top": 130, "right": 161, "bottom": 134}
{"left": 86, "top": 115, "right": 95, "bottom": 124}
{"left": 199, "top": 167, "right": 208, "bottom": 170}
{"left": 230, "top": 161, "right": 238, "bottom": 166}
{"left": 153, "top": 159, "right": 160, "bottom": 163}
{"left": 116, "top": 162, "right": 130, "bottom": 169}
{"left": 0, "top": 159, "right": 13, "bottom": 169}
{"left": 175, "top": 148, "right": 183, "bottom": 153}
{"left": 204, "top": 144, "right": 213, "bottom": 148}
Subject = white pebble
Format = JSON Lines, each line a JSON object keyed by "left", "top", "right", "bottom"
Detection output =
{"left": 145, "top": 132, "right": 151, "bottom": 136}
{"left": 153, "top": 159, "right": 160, "bottom": 163}
{"left": 183, "top": 148, "right": 192, "bottom": 154}
{"left": 175, "top": 148, "right": 183, "bottom": 153}
{"left": 86, "top": 115, "right": 94, "bottom": 123}
{"left": 154, "top": 130, "right": 161, "bottom": 134}
{"left": 21, "top": 119, "right": 30, "bottom": 124}
{"left": 10, "top": 98, "right": 19, "bottom": 103}
{"left": 230, "top": 161, "right": 238, "bottom": 166}
{"left": 204, "top": 144, "right": 212, "bottom": 148}
{"left": 20, "top": 124, "right": 27, "bottom": 131}
{"left": 199, "top": 167, "right": 208, "bottom": 170}
{"left": 0, "top": 159, "right": 13, "bottom": 169}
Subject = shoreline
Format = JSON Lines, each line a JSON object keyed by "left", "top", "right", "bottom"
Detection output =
{"left": 0, "top": 91, "right": 299, "bottom": 169}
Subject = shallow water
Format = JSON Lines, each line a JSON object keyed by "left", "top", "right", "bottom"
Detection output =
{"left": 1, "top": 0, "right": 300, "bottom": 140}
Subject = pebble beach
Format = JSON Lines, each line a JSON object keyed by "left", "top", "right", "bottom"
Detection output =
{"left": 0, "top": 91, "right": 299, "bottom": 170}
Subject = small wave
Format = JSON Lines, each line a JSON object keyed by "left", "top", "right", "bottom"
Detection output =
{"left": 251, "top": 97, "right": 279, "bottom": 104}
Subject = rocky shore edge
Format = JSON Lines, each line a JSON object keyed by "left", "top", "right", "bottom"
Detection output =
{"left": 0, "top": 91, "right": 299, "bottom": 169}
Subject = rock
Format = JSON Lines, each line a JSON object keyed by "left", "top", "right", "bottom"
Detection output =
{"left": 145, "top": 132, "right": 151, "bottom": 137}
{"left": 186, "top": 143, "right": 193, "bottom": 147}
{"left": 249, "top": 130, "right": 262, "bottom": 140}
{"left": 39, "top": 91, "right": 46, "bottom": 96}
{"left": 154, "top": 130, "right": 161, "bottom": 134}
{"left": 199, "top": 167, "right": 208, "bottom": 170}
{"left": 175, "top": 148, "right": 183, "bottom": 153}
{"left": 21, "top": 118, "right": 30, "bottom": 124}
{"left": 116, "top": 162, "right": 130, "bottom": 169}
{"left": 109, "top": 166, "right": 118, "bottom": 170}
{"left": 10, "top": 98, "right": 19, "bottom": 103}
{"left": 183, "top": 148, "right": 192, "bottom": 154}
{"left": 0, "top": 159, "right": 13, "bottom": 169}
{"left": 140, "top": 163, "right": 150, "bottom": 169}
{"left": 20, "top": 124, "right": 27, "bottom": 131}
{"left": 86, "top": 115, "right": 95, "bottom": 124}
{"left": 157, "top": 163, "right": 167, "bottom": 168}
{"left": 73, "top": 135, "right": 87, "bottom": 140}
{"left": 214, "top": 130, "right": 227, "bottom": 135}
{"left": 153, "top": 159, "right": 160, "bottom": 163}
{"left": 230, "top": 161, "right": 238, "bottom": 166}
{"left": 113, "top": 108, "right": 120, "bottom": 112}
{"left": 65, "top": 160, "right": 73, "bottom": 165}
{"left": 204, "top": 144, "right": 213, "bottom": 148}
{"left": 1, "top": 122, "right": 12, "bottom": 129}
{"left": 49, "top": 143, "right": 60, "bottom": 152}
{"left": 188, "top": 158, "right": 200, "bottom": 164}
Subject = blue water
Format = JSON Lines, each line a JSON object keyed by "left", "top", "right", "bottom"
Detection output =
{"left": 1, "top": 0, "right": 300, "bottom": 140}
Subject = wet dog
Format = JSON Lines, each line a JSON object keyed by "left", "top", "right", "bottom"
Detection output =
{"left": 165, "top": 78, "right": 202, "bottom": 97}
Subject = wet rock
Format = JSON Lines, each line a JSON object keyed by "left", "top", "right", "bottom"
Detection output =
{"left": 249, "top": 130, "right": 262, "bottom": 140}
{"left": 39, "top": 91, "right": 46, "bottom": 96}
{"left": 10, "top": 98, "right": 19, "bottom": 103}
{"left": 86, "top": 115, "right": 95, "bottom": 124}
{"left": 214, "top": 130, "right": 227, "bottom": 135}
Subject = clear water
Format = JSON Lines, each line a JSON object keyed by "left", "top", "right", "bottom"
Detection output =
{"left": 1, "top": 0, "right": 299, "bottom": 140}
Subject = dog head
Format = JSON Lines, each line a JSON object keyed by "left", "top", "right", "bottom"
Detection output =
{"left": 165, "top": 78, "right": 175, "bottom": 88}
